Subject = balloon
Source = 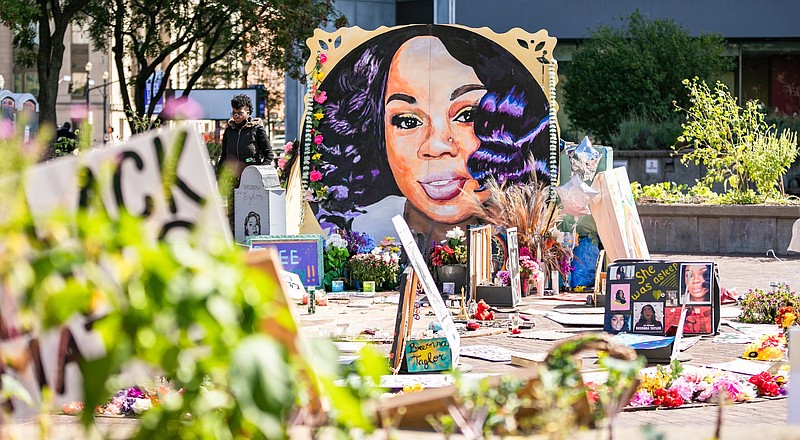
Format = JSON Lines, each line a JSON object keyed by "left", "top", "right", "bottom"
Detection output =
{"left": 566, "top": 136, "right": 602, "bottom": 182}
{"left": 556, "top": 174, "right": 599, "bottom": 217}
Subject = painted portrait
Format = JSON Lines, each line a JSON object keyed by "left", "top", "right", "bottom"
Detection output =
{"left": 609, "top": 283, "right": 630, "bottom": 311}
{"left": 244, "top": 211, "right": 262, "bottom": 237}
{"left": 303, "top": 25, "right": 557, "bottom": 247}
{"left": 633, "top": 302, "right": 664, "bottom": 333}
{"left": 604, "top": 313, "right": 631, "bottom": 334}
{"left": 681, "top": 263, "right": 713, "bottom": 304}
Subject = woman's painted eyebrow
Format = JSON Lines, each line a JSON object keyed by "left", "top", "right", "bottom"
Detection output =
{"left": 387, "top": 93, "right": 416, "bottom": 104}
{"left": 450, "top": 84, "right": 485, "bottom": 101}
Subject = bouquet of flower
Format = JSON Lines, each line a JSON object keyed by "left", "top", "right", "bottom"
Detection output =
{"left": 340, "top": 229, "right": 376, "bottom": 255}
{"left": 627, "top": 361, "right": 788, "bottom": 409}
{"left": 742, "top": 333, "right": 787, "bottom": 361}
{"left": 430, "top": 226, "right": 467, "bottom": 267}
{"left": 738, "top": 283, "right": 799, "bottom": 324}
{"left": 323, "top": 232, "right": 350, "bottom": 288}
{"left": 520, "top": 255, "right": 541, "bottom": 281}
{"left": 347, "top": 250, "right": 400, "bottom": 286}
{"left": 776, "top": 305, "right": 797, "bottom": 335}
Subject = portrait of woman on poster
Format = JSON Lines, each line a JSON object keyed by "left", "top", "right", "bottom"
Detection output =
{"left": 244, "top": 211, "right": 261, "bottom": 236}
{"left": 635, "top": 304, "right": 663, "bottom": 331}
{"left": 605, "top": 313, "right": 630, "bottom": 334}
{"left": 614, "top": 289, "right": 627, "bottom": 305}
{"left": 309, "top": 25, "right": 553, "bottom": 249}
{"left": 684, "top": 264, "right": 712, "bottom": 303}
{"left": 615, "top": 266, "right": 627, "bottom": 280}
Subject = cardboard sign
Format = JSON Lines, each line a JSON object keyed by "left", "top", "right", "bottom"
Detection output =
{"left": 246, "top": 235, "right": 324, "bottom": 288}
{"left": 1, "top": 127, "right": 230, "bottom": 417}
{"left": 604, "top": 261, "right": 720, "bottom": 337}
{"left": 24, "top": 127, "right": 230, "bottom": 242}
{"left": 589, "top": 168, "right": 649, "bottom": 262}
{"left": 404, "top": 337, "right": 452, "bottom": 373}
{"left": 392, "top": 215, "right": 460, "bottom": 366}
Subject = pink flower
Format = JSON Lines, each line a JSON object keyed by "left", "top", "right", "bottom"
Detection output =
{"left": 314, "top": 91, "right": 327, "bottom": 104}
{"left": 668, "top": 377, "right": 696, "bottom": 401}
{"left": 309, "top": 170, "right": 323, "bottom": 182}
{"left": 313, "top": 134, "right": 324, "bottom": 145}
{"left": 628, "top": 390, "right": 654, "bottom": 407}
{"left": 277, "top": 158, "right": 287, "bottom": 169}
{"left": 319, "top": 53, "right": 327, "bottom": 63}
{"left": 284, "top": 142, "right": 294, "bottom": 154}
{"left": 162, "top": 96, "right": 202, "bottom": 120}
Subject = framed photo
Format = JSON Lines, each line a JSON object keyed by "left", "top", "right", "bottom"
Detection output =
{"left": 609, "top": 283, "right": 631, "bottom": 311}
{"left": 633, "top": 302, "right": 665, "bottom": 333}
{"left": 680, "top": 263, "right": 713, "bottom": 304}
{"left": 442, "top": 282, "right": 456, "bottom": 297}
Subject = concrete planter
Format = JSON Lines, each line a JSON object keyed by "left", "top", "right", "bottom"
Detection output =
{"left": 637, "top": 203, "right": 800, "bottom": 255}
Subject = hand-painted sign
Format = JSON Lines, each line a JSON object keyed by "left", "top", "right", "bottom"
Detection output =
{"left": 404, "top": 337, "right": 452, "bottom": 372}
{"left": 246, "top": 235, "right": 324, "bottom": 287}
{"left": 604, "top": 261, "right": 719, "bottom": 337}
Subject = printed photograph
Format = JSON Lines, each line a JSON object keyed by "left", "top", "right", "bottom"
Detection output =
{"left": 680, "top": 263, "right": 713, "bottom": 304}
{"left": 604, "top": 313, "right": 631, "bottom": 334}
{"left": 633, "top": 302, "right": 665, "bottom": 333}
{"left": 610, "top": 283, "right": 631, "bottom": 311}
{"left": 665, "top": 306, "right": 713, "bottom": 335}
{"left": 612, "top": 265, "right": 634, "bottom": 280}
{"left": 666, "top": 290, "right": 679, "bottom": 307}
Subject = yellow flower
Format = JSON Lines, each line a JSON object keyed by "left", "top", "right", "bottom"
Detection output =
{"left": 782, "top": 312, "right": 796, "bottom": 329}
{"left": 315, "top": 71, "right": 325, "bottom": 82}
{"left": 313, "top": 112, "right": 324, "bottom": 120}
{"left": 758, "top": 346, "right": 784, "bottom": 361}
{"left": 312, "top": 153, "right": 321, "bottom": 161}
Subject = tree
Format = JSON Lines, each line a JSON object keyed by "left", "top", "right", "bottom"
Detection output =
{"left": 1, "top": 0, "right": 94, "bottom": 131}
{"left": 562, "top": 10, "right": 732, "bottom": 143}
{"left": 86, "top": 0, "right": 342, "bottom": 133}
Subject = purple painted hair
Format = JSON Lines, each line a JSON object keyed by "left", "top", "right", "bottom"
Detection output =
{"left": 307, "top": 25, "right": 553, "bottom": 230}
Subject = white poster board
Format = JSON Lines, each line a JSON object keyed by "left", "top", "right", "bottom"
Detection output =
{"left": 24, "top": 127, "right": 230, "bottom": 242}
{"left": 506, "top": 227, "right": 521, "bottom": 306}
{"left": 789, "top": 327, "right": 800, "bottom": 424}
{"left": 392, "top": 215, "right": 460, "bottom": 366}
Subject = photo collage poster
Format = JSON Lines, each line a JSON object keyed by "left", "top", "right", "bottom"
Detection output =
{"left": 604, "top": 261, "right": 719, "bottom": 336}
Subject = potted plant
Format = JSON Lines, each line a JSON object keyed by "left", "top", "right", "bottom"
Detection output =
{"left": 347, "top": 250, "right": 400, "bottom": 290}
{"left": 323, "top": 232, "right": 350, "bottom": 290}
{"left": 430, "top": 226, "right": 468, "bottom": 298}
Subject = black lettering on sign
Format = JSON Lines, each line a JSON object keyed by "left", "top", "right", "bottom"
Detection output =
{"left": 114, "top": 150, "right": 154, "bottom": 217}
{"left": 153, "top": 132, "right": 206, "bottom": 215}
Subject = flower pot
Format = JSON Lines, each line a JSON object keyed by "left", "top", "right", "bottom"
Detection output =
{"left": 436, "top": 264, "right": 467, "bottom": 299}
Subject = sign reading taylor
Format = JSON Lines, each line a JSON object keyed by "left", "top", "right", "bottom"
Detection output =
{"left": 404, "top": 337, "right": 451, "bottom": 373}
{"left": 246, "top": 235, "right": 324, "bottom": 288}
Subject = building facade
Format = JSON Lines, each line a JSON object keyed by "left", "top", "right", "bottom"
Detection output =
{"left": 285, "top": 0, "right": 800, "bottom": 139}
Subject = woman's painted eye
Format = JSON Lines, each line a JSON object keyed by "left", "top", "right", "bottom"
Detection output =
{"left": 453, "top": 107, "right": 476, "bottom": 123}
{"left": 390, "top": 114, "right": 422, "bottom": 130}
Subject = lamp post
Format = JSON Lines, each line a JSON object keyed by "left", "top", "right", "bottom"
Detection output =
{"left": 84, "top": 62, "right": 93, "bottom": 110}
{"left": 102, "top": 71, "right": 109, "bottom": 144}
{"left": 242, "top": 60, "right": 251, "bottom": 88}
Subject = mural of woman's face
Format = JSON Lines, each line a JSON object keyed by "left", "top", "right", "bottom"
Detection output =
{"left": 642, "top": 306, "right": 654, "bottom": 320}
{"left": 611, "top": 314, "right": 625, "bottom": 331}
{"left": 686, "top": 265, "right": 709, "bottom": 302}
{"left": 384, "top": 36, "right": 489, "bottom": 224}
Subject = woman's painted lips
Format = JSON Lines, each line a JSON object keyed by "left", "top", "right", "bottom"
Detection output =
{"left": 418, "top": 171, "right": 467, "bottom": 201}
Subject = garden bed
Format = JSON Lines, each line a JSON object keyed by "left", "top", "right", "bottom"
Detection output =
{"left": 637, "top": 203, "right": 800, "bottom": 255}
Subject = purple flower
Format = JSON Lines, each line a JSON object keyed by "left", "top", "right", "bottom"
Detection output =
{"left": 629, "top": 390, "right": 654, "bottom": 407}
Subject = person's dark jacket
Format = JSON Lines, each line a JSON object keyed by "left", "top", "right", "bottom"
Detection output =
{"left": 56, "top": 127, "right": 76, "bottom": 140}
{"left": 217, "top": 117, "right": 272, "bottom": 179}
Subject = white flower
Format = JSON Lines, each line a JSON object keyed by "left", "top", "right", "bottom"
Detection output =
{"left": 132, "top": 398, "right": 153, "bottom": 414}
{"left": 326, "top": 233, "right": 347, "bottom": 250}
{"left": 446, "top": 226, "right": 465, "bottom": 241}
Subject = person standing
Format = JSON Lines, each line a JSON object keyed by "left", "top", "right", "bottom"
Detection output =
{"left": 216, "top": 94, "right": 272, "bottom": 182}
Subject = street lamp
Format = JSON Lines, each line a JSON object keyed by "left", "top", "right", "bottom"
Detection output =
{"left": 242, "top": 60, "right": 251, "bottom": 88}
{"left": 102, "top": 71, "right": 109, "bottom": 144}
{"left": 84, "top": 61, "right": 93, "bottom": 113}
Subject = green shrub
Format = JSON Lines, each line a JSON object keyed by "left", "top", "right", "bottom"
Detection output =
{"left": 676, "top": 78, "right": 800, "bottom": 201}
{"left": 610, "top": 115, "right": 682, "bottom": 150}
{"left": 563, "top": 10, "right": 731, "bottom": 142}
{"left": 738, "top": 284, "right": 800, "bottom": 324}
